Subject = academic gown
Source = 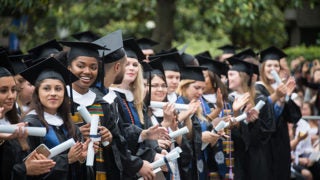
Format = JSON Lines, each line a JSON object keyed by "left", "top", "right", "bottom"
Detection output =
{"left": 101, "top": 88, "right": 147, "bottom": 179}
{"left": 256, "top": 83, "right": 301, "bottom": 180}
{"left": 69, "top": 87, "right": 110, "bottom": 180}
{"left": 110, "top": 87, "right": 157, "bottom": 163}
{"left": 176, "top": 96, "right": 202, "bottom": 180}
{"left": 0, "top": 135, "right": 29, "bottom": 180}
{"left": 239, "top": 94, "right": 275, "bottom": 180}
{"left": 13, "top": 112, "right": 83, "bottom": 180}
{"left": 147, "top": 106, "right": 194, "bottom": 180}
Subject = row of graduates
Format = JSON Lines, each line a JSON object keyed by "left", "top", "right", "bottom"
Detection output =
{"left": 0, "top": 29, "right": 302, "bottom": 180}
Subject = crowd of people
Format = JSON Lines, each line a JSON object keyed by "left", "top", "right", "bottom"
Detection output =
{"left": 0, "top": 29, "right": 320, "bottom": 180}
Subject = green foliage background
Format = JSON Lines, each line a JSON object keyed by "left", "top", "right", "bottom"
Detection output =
{"left": 0, "top": 0, "right": 319, "bottom": 60}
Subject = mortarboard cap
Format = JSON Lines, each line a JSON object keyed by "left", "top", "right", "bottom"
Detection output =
{"left": 227, "top": 56, "right": 258, "bottom": 76}
{"left": 141, "top": 61, "right": 163, "bottom": 79}
{"left": 0, "top": 50, "right": 14, "bottom": 76}
{"left": 178, "top": 45, "right": 199, "bottom": 66}
{"left": 136, "top": 37, "right": 159, "bottom": 50}
{"left": 195, "top": 51, "right": 212, "bottom": 59}
{"left": 218, "top": 45, "right": 236, "bottom": 54}
{"left": 27, "top": 39, "right": 63, "bottom": 65}
{"left": 20, "top": 57, "right": 78, "bottom": 86}
{"left": 59, "top": 41, "right": 108, "bottom": 64}
{"left": 180, "top": 66, "right": 207, "bottom": 82}
{"left": 123, "top": 38, "right": 145, "bottom": 62}
{"left": 196, "top": 55, "right": 229, "bottom": 76}
{"left": 93, "top": 30, "right": 126, "bottom": 64}
{"left": 232, "top": 48, "right": 259, "bottom": 75}
{"left": 233, "top": 49, "right": 256, "bottom": 60}
{"left": 148, "top": 52, "right": 184, "bottom": 72}
{"left": 141, "top": 61, "right": 153, "bottom": 72}
{"left": 71, "top": 31, "right": 100, "bottom": 42}
{"left": 259, "top": 46, "right": 287, "bottom": 62}
{"left": 8, "top": 54, "right": 31, "bottom": 75}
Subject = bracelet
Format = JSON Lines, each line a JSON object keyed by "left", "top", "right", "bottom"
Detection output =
{"left": 78, "top": 158, "right": 86, "bottom": 164}
{"left": 0, "top": 140, "right": 5, "bottom": 146}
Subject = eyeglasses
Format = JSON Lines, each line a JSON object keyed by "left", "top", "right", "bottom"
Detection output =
{"left": 150, "top": 84, "right": 167, "bottom": 89}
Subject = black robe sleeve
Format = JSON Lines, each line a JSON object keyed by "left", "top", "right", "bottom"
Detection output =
{"left": 100, "top": 102, "right": 143, "bottom": 179}
{"left": 18, "top": 114, "right": 84, "bottom": 180}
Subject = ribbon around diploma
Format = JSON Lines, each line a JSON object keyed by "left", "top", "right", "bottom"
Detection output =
{"left": 86, "top": 115, "right": 100, "bottom": 166}
{"left": 77, "top": 105, "right": 109, "bottom": 147}
{"left": 137, "top": 148, "right": 182, "bottom": 180}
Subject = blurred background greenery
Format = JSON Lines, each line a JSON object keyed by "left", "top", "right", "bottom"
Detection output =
{"left": 0, "top": 0, "right": 320, "bottom": 61}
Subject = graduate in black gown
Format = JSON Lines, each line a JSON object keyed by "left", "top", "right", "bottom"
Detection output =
{"left": 226, "top": 54, "right": 275, "bottom": 180}
{"left": 0, "top": 50, "right": 55, "bottom": 180}
{"left": 93, "top": 30, "right": 169, "bottom": 179}
{"left": 255, "top": 46, "right": 301, "bottom": 180}
{"left": 147, "top": 58, "right": 195, "bottom": 179}
{"left": 16, "top": 57, "right": 89, "bottom": 180}
{"left": 149, "top": 51, "right": 184, "bottom": 104}
{"left": 59, "top": 41, "right": 113, "bottom": 180}
{"left": 176, "top": 66, "right": 219, "bottom": 180}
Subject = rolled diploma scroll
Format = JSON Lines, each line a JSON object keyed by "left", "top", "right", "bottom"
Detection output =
{"left": 270, "top": 70, "right": 291, "bottom": 102}
{"left": 138, "top": 168, "right": 162, "bottom": 180}
{"left": 86, "top": 115, "right": 100, "bottom": 166}
{"left": 137, "top": 148, "right": 182, "bottom": 180}
{"left": 233, "top": 100, "right": 265, "bottom": 125}
{"left": 150, "top": 101, "right": 189, "bottom": 111}
{"left": 242, "top": 100, "right": 266, "bottom": 124}
{"left": 77, "top": 105, "right": 92, "bottom": 123}
{"left": 170, "top": 147, "right": 182, "bottom": 154}
{"left": 0, "top": 125, "right": 46, "bottom": 137}
{"left": 201, "top": 111, "right": 251, "bottom": 150}
{"left": 151, "top": 151, "right": 180, "bottom": 169}
{"left": 270, "top": 69, "right": 282, "bottom": 85}
{"left": 48, "top": 138, "right": 75, "bottom": 158}
{"left": 169, "top": 126, "right": 189, "bottom": 139}
{"left": 254, "top": 100, "right": 265, "bottom": 112}
{"left": 77, "top": 105, "right": 109, "bottom": 147}
{"left": 201, "top": 121, "right": 227, "bottom": 150}
{"left": 235, "top": 113, "right": 248, "bottom": 124}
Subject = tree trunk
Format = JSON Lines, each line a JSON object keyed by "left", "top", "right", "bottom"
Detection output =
{"left": 152, "top": 0, "right": 176, "bottom": 51}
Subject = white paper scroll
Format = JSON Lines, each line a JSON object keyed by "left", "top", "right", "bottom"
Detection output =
{"left": 254, "top": 100, "right": 266, "bottom": 111}
{"left": 77, "top": 105, "right": 92, "bottom": 124}
{"left": 270, "top": 69, "right": 282, "bottom": 85}
{"left": 0, "top": 125, "right": 46, "bottom": 137}
{"left": 48, "top": 138, "right": 75, "bottom": 158}
{"left": 86, "top": 115, "right": 100, "bottom": 166}
{"left": 149, "top": 101, "right": 189, "bottom": 111}
{"left": 169, "top": 126, "right": 189, "bottom": 139}
{"left": 151, "top": 151, "right": 181, "bottom": 169}
{"left": 137, "top": 147, "right": 182, "bottom": 180}
{"left": 201, "top": 121, "right": 227, "bottom": 150}
{"left": 77, "top": 105, "right": 109, "bottom": 147}
{"left": 201, "top": 101, "right": 265, "bottom": 151}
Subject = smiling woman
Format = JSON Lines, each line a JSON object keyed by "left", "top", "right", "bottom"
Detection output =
{"left": 14, "top": 57, "right": 92, "bottom": 179}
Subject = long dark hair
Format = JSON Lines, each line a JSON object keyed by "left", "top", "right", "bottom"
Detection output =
{"left": 0, "top": 74, "right": 19, "bottom": 124}
{"left": 28, "top": 78, "right": 76, "bottom": 139}
{"left": 208, "top": 71, "right": 228, "bottom": 101}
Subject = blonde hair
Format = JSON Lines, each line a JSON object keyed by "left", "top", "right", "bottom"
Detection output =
{"left": 112, "top": 62, "right": 145, "bottom": 124}
{"left": 176, "top": 79, "right": 206, "bottom": 121}
{"left": 131, "top": 63, "right": 145, "bottom": 124}
{"left": 259, "top": 62, "right": 275, "bottom": 94}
